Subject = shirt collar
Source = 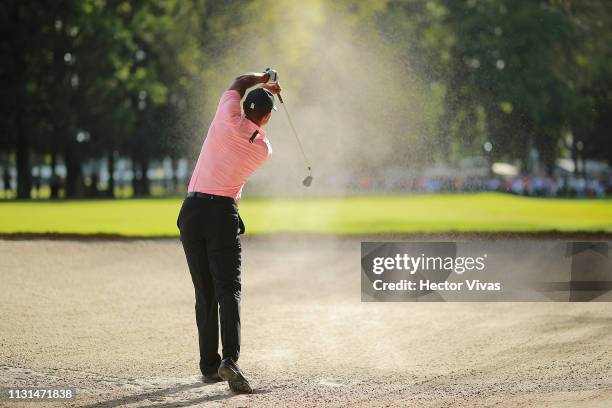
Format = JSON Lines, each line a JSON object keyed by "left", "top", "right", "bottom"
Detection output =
{"left": 242, "top": 114, "right": 266, "bottom": 139}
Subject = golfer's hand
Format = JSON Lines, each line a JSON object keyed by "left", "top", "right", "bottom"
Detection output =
{"left": 263, "top": 68, "right": 278, "bottom": 84}
{"left": 262, "top": 82, "right": 282, "bottom": 95}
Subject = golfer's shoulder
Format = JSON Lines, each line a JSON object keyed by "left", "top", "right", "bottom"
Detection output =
{"left": 215, "top": 90, "right": 241, "bottom": 123}
{"left": 220, "top": 89, "right": 241, "bottom": 103}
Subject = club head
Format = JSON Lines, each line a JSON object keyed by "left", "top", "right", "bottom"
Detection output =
{"left": 302, "top": 175, "right": 313, "bottom": 187}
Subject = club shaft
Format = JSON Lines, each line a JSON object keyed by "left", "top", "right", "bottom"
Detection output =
{"left": 279, "top": 94, "right": 311, "bottom": 172}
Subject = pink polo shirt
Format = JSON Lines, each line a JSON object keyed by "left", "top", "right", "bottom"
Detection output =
{"left": 187, "top": 90, "right": 272, "bottom": 201}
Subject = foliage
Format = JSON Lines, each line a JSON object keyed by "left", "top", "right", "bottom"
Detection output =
{"left": 0, "top": 0, "right": 610, "bottom": 198}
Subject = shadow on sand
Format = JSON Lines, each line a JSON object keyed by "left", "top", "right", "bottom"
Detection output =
{"left": 79, "top": 380, "right": 271, "bottom": 408}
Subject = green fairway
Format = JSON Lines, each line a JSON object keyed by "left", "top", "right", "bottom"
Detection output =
{"left": 0, "top": 193, "right": 610, "bottom": 236}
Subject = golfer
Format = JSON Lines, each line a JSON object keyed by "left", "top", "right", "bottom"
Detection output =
{"left": 177, "top": 69, "right": 280, "bottom": 393}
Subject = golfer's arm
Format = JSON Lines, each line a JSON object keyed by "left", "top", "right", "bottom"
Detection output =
{"left": 228, "top": 72, "right": 269, "bottom": 98}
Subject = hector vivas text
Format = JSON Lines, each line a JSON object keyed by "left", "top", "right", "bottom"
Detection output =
{"left": 370, "top": 253, "right": 501, "bottom": 292}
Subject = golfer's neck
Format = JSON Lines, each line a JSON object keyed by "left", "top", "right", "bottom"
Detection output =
{"left": 245, "top": 114, "right": 263, "bottom": 127}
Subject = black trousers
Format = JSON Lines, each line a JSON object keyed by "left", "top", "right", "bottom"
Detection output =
{"left": 177, "top": 195, "right": 245, "bottom": 376}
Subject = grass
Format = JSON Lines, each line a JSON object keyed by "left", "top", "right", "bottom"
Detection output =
{"left": 0, "top": 193, "right": 610, "bottom": 237}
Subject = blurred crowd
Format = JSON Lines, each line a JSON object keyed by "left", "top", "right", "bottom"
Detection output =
{"left": 2, "top": 164, "right": 611, "bottom": 199}
{"left": 359, "top": 174, "right": 611, "bottom": 198}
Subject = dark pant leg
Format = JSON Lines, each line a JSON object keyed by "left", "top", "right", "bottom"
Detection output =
{"left": 180, "top": 239, "right": 222, "bottom": 375}
{"left": 178, "top": 199, "right": 222, "bottom": 375}
{"left": 207, "top": 211, "right": 242, "bottom": 362}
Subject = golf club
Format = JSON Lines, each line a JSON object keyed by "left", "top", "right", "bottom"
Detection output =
{"left": 277, "top": 92, "right": 313, "bottom": 187}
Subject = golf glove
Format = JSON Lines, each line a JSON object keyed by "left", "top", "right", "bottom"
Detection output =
{"left": 264, "top": 68, "right": 278, "bottom": 84}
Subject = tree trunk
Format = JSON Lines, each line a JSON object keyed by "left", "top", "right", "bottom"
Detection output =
{"left": 171, "top": 157, "right": 179, "bottom": 193}
{"left": 64, "top": 146, "right": 82, "bottom": 198}
{"left": 140, "top": 160, "right": 150, "bottom": 196}
{"left": 131, "top": 157, "right": 140, "bottom": 196}
{"left": 571, "top": 138, "right": 579, "bottom": 176}
{"left": 14, "top": 3, "right": 30, "bottom": 199}
{"left": 520, "top": 134, "right": 531, "bottom": 175}
{"left": 537, "top": 132, "right": 557, "bottom": 176}
{"left": 50, "top": 151, "right": 57, "bottom": 177}
{"left": 15, "top": 121, "right": 31, "bottom": 199}
{"left": 107, "top": 153, "right": 115, "bottom": 198}
{"left": 50, "top": 151, "right": 59, "bottom": 199}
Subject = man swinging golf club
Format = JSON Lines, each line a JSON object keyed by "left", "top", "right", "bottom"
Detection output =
{"left": 177, "top": 69, "right": 280, "bottom": 393}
